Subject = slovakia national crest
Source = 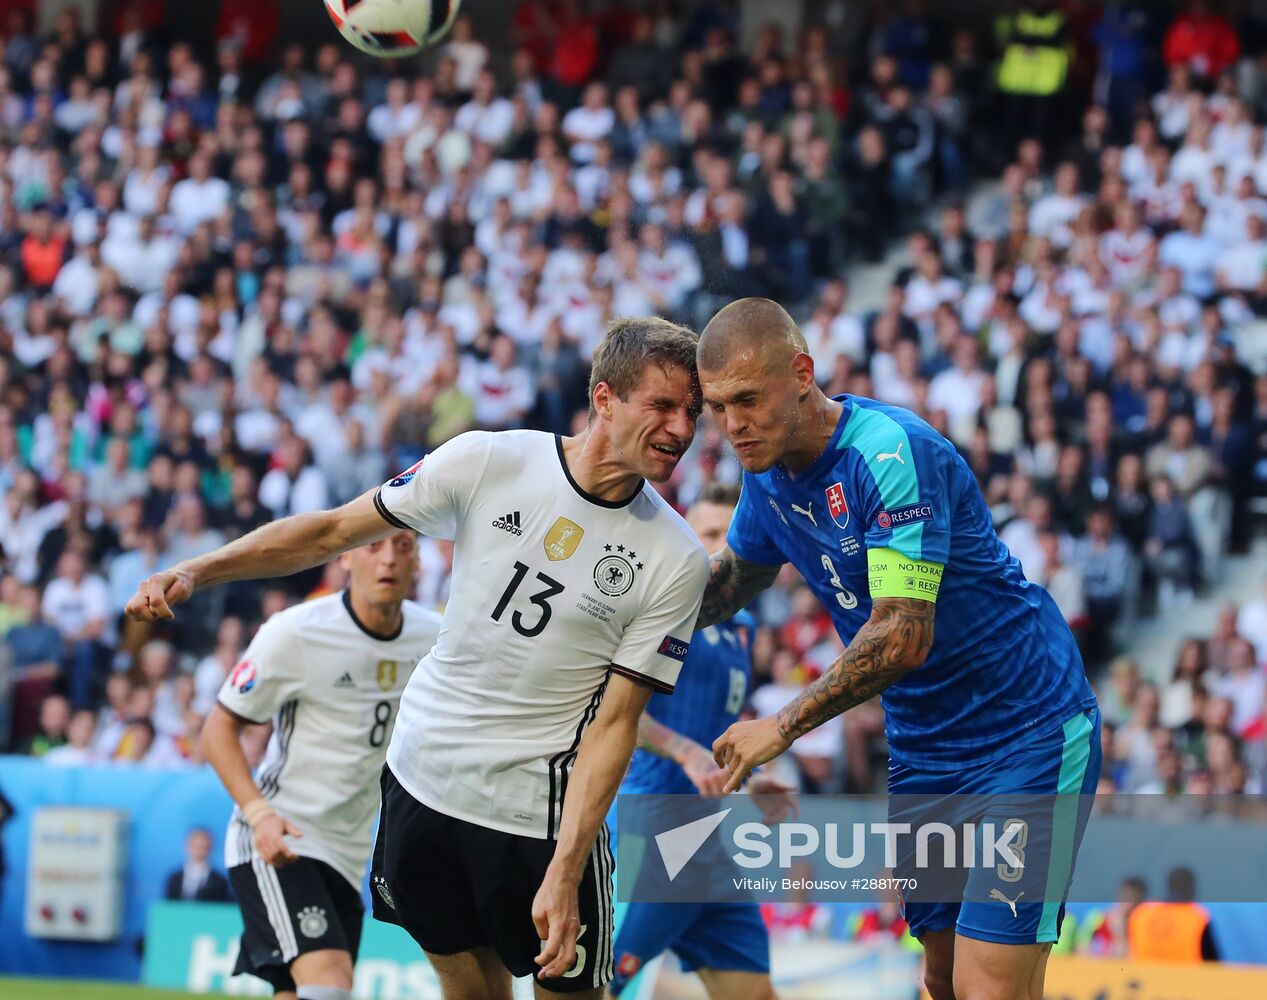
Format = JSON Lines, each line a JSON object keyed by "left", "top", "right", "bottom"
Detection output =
{"left": 826, "top": 482, "right": 849, "bottom": 529}
{"left": 388, "top": 458, "right": 424, "bottom": 488}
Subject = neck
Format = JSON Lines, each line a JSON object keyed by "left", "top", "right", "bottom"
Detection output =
{"left": 782, "top": 391, "right": 844, "bottom": 475}
{"left": 562, "top": 429, "right": 644, "bottom": 503}
{"left": 348, "top": 587, "right": 403, "bottom": 639}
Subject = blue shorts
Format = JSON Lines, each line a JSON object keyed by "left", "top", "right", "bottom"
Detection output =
{"left": 888, "top": 707, "right": 1101, "bottom": 946}
{"left": 609, "top": 899, "right": 769, "bottom": 995}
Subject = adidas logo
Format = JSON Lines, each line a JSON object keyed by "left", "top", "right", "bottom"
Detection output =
{"left": 334, "top": 672, "right": 355, "bottom": 689}
{"left": 492, "top": 511, "right": 523, "bottom": 536}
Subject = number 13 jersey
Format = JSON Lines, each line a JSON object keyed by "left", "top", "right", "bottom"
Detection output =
{"left": 375, "top": 429, "right": 709, "bottom": 840}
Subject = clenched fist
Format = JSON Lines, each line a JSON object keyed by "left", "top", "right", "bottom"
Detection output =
{"left": 125, "top": 568, "right": 196, "bottom": 621}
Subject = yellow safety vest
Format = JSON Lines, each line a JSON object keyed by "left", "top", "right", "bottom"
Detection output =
{"left": 998, "top": 10, "right": 1069, "bottom": 96}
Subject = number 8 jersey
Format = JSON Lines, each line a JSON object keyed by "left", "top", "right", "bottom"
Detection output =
{"left": 219, "top": 591, "right": 442, "bottom": 888}
{"left": 374, "top": 430, "right": 710, "bottom": 840}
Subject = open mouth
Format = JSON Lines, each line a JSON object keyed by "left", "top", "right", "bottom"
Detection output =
{"left": 650, "top": 443, "right": 680, "bottom": 458}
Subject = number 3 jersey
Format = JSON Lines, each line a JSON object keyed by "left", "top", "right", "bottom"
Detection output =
{"left": 374, "top": 429, "right": 710, "bottom": 839}
{"left": 727, "top": 394, "right": 1095, "bottom": 773}
{"left": 219, "top": 591, "right": 442, "bottom": 888}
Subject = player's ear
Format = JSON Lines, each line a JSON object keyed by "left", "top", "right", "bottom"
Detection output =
{"left": 337, "top": 550, "right": 353, "bottom": 572}
{"left": 592, "top": 380, "right": 614, "bottom": 421}
{"left": 791, "top": 352, "right": 817, "bottom": 395}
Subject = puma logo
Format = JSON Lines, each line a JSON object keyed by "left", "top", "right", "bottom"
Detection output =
{"left": 790, "top": 502, "right": 816, "bottom": 526}
{"left": 989, "top": 888, "right": 1024, "bottom": 918}
{"left": 877, "top": 442, "right": 905, "bottom": 465}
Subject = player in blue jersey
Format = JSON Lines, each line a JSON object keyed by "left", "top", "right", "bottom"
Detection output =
{"left": 693, "top": 299, "right": 1100, "bottom": 1000}
{"left": 611, "top": 483, "right": 783, "bottom": 1000}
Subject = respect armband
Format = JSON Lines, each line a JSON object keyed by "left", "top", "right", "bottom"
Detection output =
{"left": 867, "top": 547, "right": 943, "bottom": 602}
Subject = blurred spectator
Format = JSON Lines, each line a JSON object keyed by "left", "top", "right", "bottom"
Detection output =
{"left": 1078, "top": 876, "right": 1147, "bottom": 957}
{"left": 1128, "top": 866, "right": 1220, "bottom": 962}
{"left": 1070, "top": 506, "right": 1137, "bottom": 663}
{"left": 41, "top": 549, "right": 111, "bottom": 709}
{"left": 43, "top": 709, "right": 100, "bottom": 767}
{"left": 192, "top": 617, "right": 244, "bottom": 715}
{"left": 1212, "top": 636, "right": 1266, "bottom": 737}
{"left": 1162, "top": 2, "right": 1240, "bottom": 84}
{"left": 164, "top": 827, "right": 231, "bottom": 903}
{"left": 23, "top": 693, "right": 70, "bottom": 757}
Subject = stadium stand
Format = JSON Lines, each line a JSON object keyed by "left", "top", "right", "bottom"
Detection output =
{"left": 0, "top": 1, "right": 1263, "bottom": 833}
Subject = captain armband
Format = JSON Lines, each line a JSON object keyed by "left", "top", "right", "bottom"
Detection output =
{"left": 866, "top": 547, "right": 943, "bottom": 603}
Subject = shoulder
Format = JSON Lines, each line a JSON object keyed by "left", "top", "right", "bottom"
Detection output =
{"left": 840, "top": 395, "right": 957, "bottom": 465}
{"left": 266, "top": 593, "right": 341, "bottom": 634}
{"left": 636, "top": 488, "right": 710, "bottom": 577}
{"left": 401, "top": 599, "right": 444, "bottom": 637}
{"left": 469, "top": 428, "right": 552, "bottom": 475}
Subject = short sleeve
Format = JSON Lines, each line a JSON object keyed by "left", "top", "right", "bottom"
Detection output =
{"left": 860, "top": 436, "right": 953, "bottom": 566}
{"left": 216, "top": 615, "right": 304, "bottom": 725}
{"left": 610, "top": 549, "right": 710, "bottom": 694}
{"left": 725, "top": 477, "right": 786, "bottom": 567}
{"left": 374, "top": 431, "right": 493, "bottom": 540}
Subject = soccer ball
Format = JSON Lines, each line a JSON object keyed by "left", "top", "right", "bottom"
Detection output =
{"left": 324, "top": 0, "right": 461, "bottom": 58}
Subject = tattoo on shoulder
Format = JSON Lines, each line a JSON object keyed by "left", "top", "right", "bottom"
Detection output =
{"left": 776, "top": 598, "right": 935, "bottom": 741}
{"left": 696, "top": 548, "right": 781, "bottom": 630}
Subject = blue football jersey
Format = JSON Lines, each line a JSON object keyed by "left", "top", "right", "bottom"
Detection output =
{"left": 622, "top": 611, "right": 755, "bottom": 795}
{"left": 727, "top": 395, "right": 1096, "bottom": 771}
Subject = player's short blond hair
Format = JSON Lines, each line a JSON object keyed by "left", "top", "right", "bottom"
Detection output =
{"left": 588, "top": 316, "right": 699, "bottom": 417}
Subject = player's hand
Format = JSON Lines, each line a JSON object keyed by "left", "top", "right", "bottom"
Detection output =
{"left": 125, "top": 567, "right": 196, "bottom": 621}
{"left": 712, "top": 716, "right": 792, "bottom": 795}
{"left": 747, "top": 772, "right": 798, "bottom": 824}
{"left": 678, "top": 742, "right": 731, "bottom": 797}
{"left": 254, "top": 814, "right": 302, "bottom": 867}
{"left": 532, "top": 863, "right": 582, "bottom": 980}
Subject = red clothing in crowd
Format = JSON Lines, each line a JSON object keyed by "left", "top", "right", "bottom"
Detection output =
{"left": 1163, "top": 10, "right": 1240, "bottom": 79}
{"left": 20, "top": 234, "right": 66, "bottom": 289}
{"left": 215, "top": 0, "right": 279, "bottom": 64}
{"left": 549, "top": 8, "right": 600, "bottom": 88}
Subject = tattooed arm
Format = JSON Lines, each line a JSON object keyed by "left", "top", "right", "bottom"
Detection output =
{"left": 711, "top": 597, "right": 935, "bottom": 793}
{"left": 695, "top": 546, "right": 782, "bottom": 631}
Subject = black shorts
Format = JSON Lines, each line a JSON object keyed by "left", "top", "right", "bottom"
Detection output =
{"left": 371, "top": 765, "right": 614, "bottom": 993}
{"left": 228, "top": 856, "right": 364, "bottom": 993}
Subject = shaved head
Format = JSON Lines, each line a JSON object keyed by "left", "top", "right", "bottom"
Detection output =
{"left": 697, "top": 298, "right": 831, "bottom": 474}
{"left": 698, "top": 298, "right": 807, "bottom": 373}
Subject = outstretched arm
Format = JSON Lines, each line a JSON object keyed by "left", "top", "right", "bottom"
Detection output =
{"left": 638, "top": 712, "right": 730, "bottom": 796}
{"left": 695, "top": 546, "right": 782, "bottom": 630}
{"left": 125, "top": 489, "right": 392, "bottom": 620}
{"left": 712, "top": 597, "right": 935, "bottom": 793}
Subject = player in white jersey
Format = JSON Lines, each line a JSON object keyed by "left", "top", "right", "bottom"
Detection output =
{"left": 200, "top": 531, "right": 440, "bottom": 1000}
{"left": 126, "top": 317, "right": 710, "bottom": 999}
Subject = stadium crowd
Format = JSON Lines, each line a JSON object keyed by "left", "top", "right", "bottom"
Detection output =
{"left": 0, "top": 1, "right": 1264, "bottom": 809}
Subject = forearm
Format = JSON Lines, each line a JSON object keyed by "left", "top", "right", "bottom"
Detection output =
{"left": 179, "top": 490, "right": 388, "bottom": 590}
{"left": 695, "top": 547, "right": 781, "bottom": 630}
{"left": 201, "top": 707, "right": 265, "bottom": 810}
{"left": 181, "top": 511, "right": 343, "bottom": 588}
{"left": 637, "top": 712, "right": 702, "bottom": 763}
{"left": 776, "top": 598, "right": 933, "bottom": 742}
{"left": 550, "top": 714, "right": 639, "bottom": 881}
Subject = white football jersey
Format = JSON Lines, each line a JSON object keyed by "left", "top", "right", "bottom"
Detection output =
{"left": 220, "top": 591, "right": 441, "bottom": 887}
{"left": 374, "top": 430, "right": 710, "bottom": 838}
